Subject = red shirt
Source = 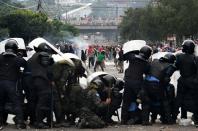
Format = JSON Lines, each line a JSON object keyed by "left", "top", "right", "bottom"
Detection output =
{"left": 98, "top": 47, "right": 104, "bottom": 52}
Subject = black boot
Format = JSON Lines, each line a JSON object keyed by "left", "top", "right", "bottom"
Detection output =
{"left": 0, "top": 118, "right": 4, "bottom": 130}
{"left": 162, "top": 101, "right": 174, "bottom": 125}
{"left": 141, "top": 105, "right": 151, "bottom": 126}
{"left": 16, "top": 123, "right": 26, "bottom": 129}
{"left": 54, "top": 121, "right": 71, "bottom": 128}
{"left": 127, "top": 111, "right": 137, "bottom": 125}
{"left": 192, "top": 114, "right": 198, "bottom": 128}
{"left": 151, "top": 113, "right": 157, "bottom": 124}
{"left": 15, "top": 120, "right": 26, "bottom": 129}
{"left": 35, "top": 109, "right": 50, "bottom": 129}
{"left": 34, "top": 122, "right": 50, "bottom": 129}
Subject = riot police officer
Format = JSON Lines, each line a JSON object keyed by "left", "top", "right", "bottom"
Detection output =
{"left": 121, "top": 46, "right": 152, "bottom": 125}
{"left": 26, "top": 43, "right": 52, "bottom": 126}
{"left": 140, "top": 53, "right": 176, "bottom": 124}
{"left": 99, "top": 74, "right": 121, "bottom": 124}
{"left": 60, "top": 57, "right": 106, "bottom": 128}
{"left": 0, "top": 40, "right": 27, "bottom": 129}
{"left": 28, "top": 50, "right": 54, "bottom": 128}
{"left": 173, "top": 40, "right": 198, "bottom": 126}
{"left": 77, "top": 79, "right": 109, "bottom": 128}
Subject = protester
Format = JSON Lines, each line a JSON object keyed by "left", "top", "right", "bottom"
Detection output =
{"left": 87, "top": 46, "right": 95, "bottom": 68}
{"left": 94, "top": 50, "right": 105, "bottom": 72}
{"left": 118, "top": 48, "right": 124, "bottom": 73}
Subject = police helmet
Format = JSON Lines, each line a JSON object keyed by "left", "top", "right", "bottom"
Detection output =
{"left": 115, "top": 78, "right": 124, "bottom": 91}
{"left": 91, "top": 79, "right": 104, "bottom": 89}
{"left": 34, "top": 42, "right": 52, "bottom": 53}
{"left": 163, "top": 53, "right": 176, "bottom": 64}
{"left": 71, "top": 58, "right": 85, "bottom": 77}
{"left": 102, "top": 74, "right": 116, "bottom": 87}
{"left": 182, "top": 40, "right": 195, "bottom": 54}
{"left": 139, "top": 45, "right": 152, "bottom": 60}
{"left": 5, "top": 39, "right": 18, "bottom": 54}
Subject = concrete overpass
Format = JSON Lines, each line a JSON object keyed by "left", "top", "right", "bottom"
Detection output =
{"left": 74, "top": 25, "right": 118, "bottom": 31}
{"left": 73, "top": 24, "right": 119, "bottom": 43}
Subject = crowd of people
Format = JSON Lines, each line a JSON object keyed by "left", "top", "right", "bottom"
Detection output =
{"left": 68, "top": 16, "right": 121, "bottom": 26}
{"left": 84, "top": 45, "right": 124, "bottom": 73}
{"left": 0, "top": 38, "right": 198, "bottom": 130}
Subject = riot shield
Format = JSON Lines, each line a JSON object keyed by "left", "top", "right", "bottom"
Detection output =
{"left": 28, "top": 37, "right": 74, "bottom": 67}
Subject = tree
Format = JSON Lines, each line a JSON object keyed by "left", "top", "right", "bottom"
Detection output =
{"left": 0, "top": 1, "right": 79, "bottom": 43}
{"left": 0, "top": 28, "right": 9, "bottom": 40}
{"left": 0, "top": 0, "right": 24, "bottom": 39}
{"left": 139, "top": 6, "right": 165, "bottom": 41}
{"left": 119, "top": 0, "right": 198, "bottom": 43}
{"left": 2, "top": 10, "right": 50, "bottom": 43}
{"left": 45, "top": 19, "right": 79, "bottom": 43}
{"left": 0, "top": 0, "right": 24, "bottom": 16}
{"left": 119, "top": 8, "right": 145, "bottom": 41}
{"left": 1, "top": 10, "right": 79, "bottom": 44}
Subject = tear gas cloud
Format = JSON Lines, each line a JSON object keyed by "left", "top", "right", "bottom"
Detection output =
{"left": 43, "top": 31, "right": 89, "bottom": 58}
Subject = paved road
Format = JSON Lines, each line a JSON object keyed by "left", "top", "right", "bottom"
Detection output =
{"left": 4, "top": 122, "right": 198, "bottom": 131}
{"left": 89, "top": 61, "right": 124, "bottom": 78}
{"left": 3, "top": 61, "right": 197, "bottom": 130}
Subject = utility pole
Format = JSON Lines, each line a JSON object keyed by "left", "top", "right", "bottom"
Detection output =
{"left": 37, "top": 0, "right": 43, "bottom": 12}
{"left": 57, "top": 0, "right": 61, "bottom": 20}
{"left": 65, "top": 9, "right": 68, "bottom": 23}
{"left": 116, "top": 5, "right": 118, "bottom": 19}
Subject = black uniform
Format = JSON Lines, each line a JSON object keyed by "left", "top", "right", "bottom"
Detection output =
{"left": 141, "top": 58, "right": 176, "bottom": 124}
{"left": 174, "top": 53, "right": 197, "bottom": 122}
{"left": 0, "top": 54, "right": 26, "bottom": 126}
{"left": 121, "top": 53, "right": 150, "bottom": 124}
{"left": 194, "top": 56, "right": 198, "bottom": 125}
{"left": 28, "top": 52, "right": 54, "bottom": 128}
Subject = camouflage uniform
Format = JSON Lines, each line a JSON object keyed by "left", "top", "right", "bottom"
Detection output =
{"left": 53, "top": 59, "right": 106, "bottom": 128}
{"left": 67, "top": 83, "right": 106, "bottom": 128}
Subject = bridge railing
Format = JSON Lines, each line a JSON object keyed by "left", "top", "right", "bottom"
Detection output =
{"left": 66, "top": 19, "right": 122, "bottom": 26}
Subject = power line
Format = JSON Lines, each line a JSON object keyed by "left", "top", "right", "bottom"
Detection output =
{"left": 42, "top": 0, "right": 59, "bottom": 18}
{"left": 0, "top": 1, "right": 37, "bottom": 10}
{"left": 42, "top": 0, "right": 54, "bottom": 13}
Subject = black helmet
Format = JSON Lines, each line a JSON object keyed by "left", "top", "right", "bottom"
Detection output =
{"left": 115, "top": 78, "right": 124, "bottom": 91}
{"left": 34, "top": 43, "right": 51, "bottom": 53}
{"left": 139, "top": 46, "right": 152, "bottom": 60}
{"left": 102, "top": 74, "right": 116, "bottom": 87}
{"left": 163, "top": 53, "right": 176, "bottom": 64}
{"left": 5, "top": 39, "right": 18, "bottom": 54}
{"left": 92, "top": 79, "right": 104, "bottom": 89}
{"left": 182, "top": 40, "right": 195, "bottom": 54}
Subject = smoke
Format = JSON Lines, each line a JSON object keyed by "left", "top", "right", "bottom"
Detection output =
{"left": 68, "top": 36, "right": 89, "bottom": 57}
{"left": 43, "top": 31, "right": 90, "bottom": 58}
